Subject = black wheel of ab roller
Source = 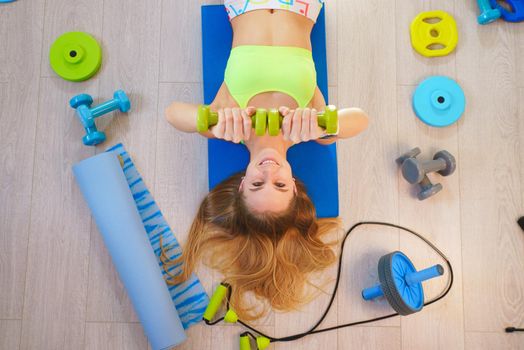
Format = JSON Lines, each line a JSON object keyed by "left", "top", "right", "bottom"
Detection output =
{"left": 378, "top": 252, "right": 420, "bottom": 315}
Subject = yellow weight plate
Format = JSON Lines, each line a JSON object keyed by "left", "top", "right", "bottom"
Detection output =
{"left": 410, "top": 10, "right": 458, "bottom": 58}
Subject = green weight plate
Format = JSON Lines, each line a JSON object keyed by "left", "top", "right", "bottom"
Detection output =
{"left": 254, "top": 109, "right": 267, "bottom": 136}
{"left": 267, "top": 109, "right": 280, "bottom": 136}
{"left": 50, "top": 32, "right": 102, "bottom": 82}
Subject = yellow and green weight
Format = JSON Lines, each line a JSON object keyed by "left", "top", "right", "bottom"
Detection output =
{"left": 197, "top": 105, "right": 338, "bottom": 136}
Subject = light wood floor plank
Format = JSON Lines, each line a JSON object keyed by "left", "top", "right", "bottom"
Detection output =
{"left": 20, "top": 78, "right": 96, "bottom": 350}
{"left": 0, "top": 320, "right": 21, "bottom": 350}
{"left": 456, "top": 0, "right": 524, "bottom": 333}
{"left": 521, "top": 88, "right": 524, "bottom": 210}
{"left": 155, "top": 83, "right": 216, "bottom": 350}
{"left": 159, "top": 1, "right": 202, "bottom": 83}
{"left": 337, "top": 0, "right": 400, "bottom": 333}
{"left": 0, "top": 0, "right": 45, "bottom": 320}
{"left": 326, "top": 0, "right": 337, "bottom": 86}
{"left": 517, "top": 26, "right": 524, "bottom": 88}
{"left": 397, "top": 86, "right": 464, "bottom": 350}
{"left": 338, "top": 327, "right": 401, "bottom": 350}
{"left": 40, "top": 0, "right": 104, "bottom": 78}
{"left": 155, "top": 83, "right": 208, "bottom": 265}
{"left": 85, "top": 322, "right": 148, "bottom": 350}
{"left": 465, "top": 331, "right": 524, "bottom": 350}
{"left": 0, "top": 5, "right": 7, "bottom": 82}
{"left": 395, "top": 0, "right": 456, "bottom": 85}
{"left": 86, "top": 0, "right": 162, "bottom": 323}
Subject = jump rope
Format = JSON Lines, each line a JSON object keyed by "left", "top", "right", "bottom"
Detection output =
{"left": 203, "top": 221, "right": 455, "bottom": 348}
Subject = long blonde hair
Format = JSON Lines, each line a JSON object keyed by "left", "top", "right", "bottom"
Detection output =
{"left": 161, "top": 173, "right": 340, "bottom": 320}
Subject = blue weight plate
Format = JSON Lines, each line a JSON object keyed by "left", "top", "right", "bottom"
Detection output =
{"left": 413, "top": 76, "right": 465, "bottom": 127}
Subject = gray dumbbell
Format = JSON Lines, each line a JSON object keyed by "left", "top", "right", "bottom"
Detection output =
{"left": 396, "top": 147, "right": 456, "bottom": 200}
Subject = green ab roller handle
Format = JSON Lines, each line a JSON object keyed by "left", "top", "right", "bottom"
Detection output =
{"left": 197, "top": 105, "right": 338, "bottom": 136}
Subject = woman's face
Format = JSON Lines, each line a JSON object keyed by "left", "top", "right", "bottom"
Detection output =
{"left": 240, "top": 148, "right": 296, "bottom": 213}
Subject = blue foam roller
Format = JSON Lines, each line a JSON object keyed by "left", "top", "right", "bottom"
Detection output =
{"left": 73, "top": 152, "right": 186, "bottom": 350}
{"left": 202, "top": 5, "right": 339, "bottom": 218}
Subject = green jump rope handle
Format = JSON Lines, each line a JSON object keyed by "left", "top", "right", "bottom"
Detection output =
{"left": 203, "top": 283, "right": 228, "bottom": 322}
{"left": 197, "top": 105, "right": 267, "bottom": 136}
{"left": 238, "top": 334, "right": 271, "bottom": 350}
{"left": 239, "top": 334, "right": 251, "bottom": 350}
{"left": 197, "top": 105, "right": 338, "bottom": 136}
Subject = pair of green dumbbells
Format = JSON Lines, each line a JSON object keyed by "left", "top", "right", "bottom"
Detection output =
{"left": 197, "top": 105, "right": 338, "bottom": 136}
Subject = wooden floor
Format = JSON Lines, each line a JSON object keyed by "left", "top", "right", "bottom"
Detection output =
{"left": 1, "top": 0, "right": 523, "bottom": 349}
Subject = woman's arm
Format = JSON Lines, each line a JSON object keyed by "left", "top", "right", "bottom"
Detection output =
{"left": 308, "top": 87, "right": 369, "bottom": 145}
{"left": 165, "top": 82, "right": 239, "bottom": 137}
{"left": 164, "top": 101, "right": 200, "bottom": 133}
{"left": 336, "top": 107, "right": 369, "bottom": 139}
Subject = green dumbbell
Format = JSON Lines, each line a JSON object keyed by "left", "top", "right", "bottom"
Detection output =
{"left": 197, "top": 105, "right": 267, "bottom": 136}
{"left": 266, "top": 105, "right": 339, "bottom": 136}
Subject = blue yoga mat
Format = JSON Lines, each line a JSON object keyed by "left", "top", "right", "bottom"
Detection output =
{"left": 73, "top": 144, "right": 208, "bottom": 350}
{"left": 202, "top": 5, "right": 339, "bottom": 218}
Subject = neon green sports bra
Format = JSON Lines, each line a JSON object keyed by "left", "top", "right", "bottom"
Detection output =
{"left": 224, "top": 45, "right": 317, "bottom": 108}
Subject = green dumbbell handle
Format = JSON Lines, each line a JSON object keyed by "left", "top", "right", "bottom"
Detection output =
{"left": 197, "top": 105, "right": 266, "bottom": 136}
{"left": 269, "top": 105, "right": 338, "bottom": 135}
{"left": 197, "top": 105, "right": 338, "bottom": 136}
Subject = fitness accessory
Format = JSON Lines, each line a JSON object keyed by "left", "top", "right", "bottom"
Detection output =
{"left": 203, "top": 222, "right": 454, "bottom": 350}
{"left": 489, "top": 0, "right": 524, "bottom": 22}
{"left": 361, "top": 252, "right": 444, "bottom": 315}
{"left": 413, "top": 76, "right": 465, "bottom": 128}
{"left": 267, "top": 105, "right": 338, "bottom": 135}
{"left": 397, "top": 147, "right": 457, "bottom": 200}
{"left": 0, "top": 0, "right": 17, "bottom": 3}
{"left": 70, "top": 90, "right": 131, "bottom": 146}
{"left": 202, "top": 4, "right": 338, "bottom": 218}
{"left": 506, "top": 327, "right": 524, "bottom": 332}
{"left": 410, "top": 11, "right": 458, "bottom": 57}
{"left": 73, "top": 144, "right": 209, "bottom": 350}
{"left": 49, "top": 32, "right": 102, "bottom": 82}
{"left": 197, "top": 105, "right": 267, "bottom": 136}
{"left": 477, "top": 0, "right": 502, "bottom": 24}
{"left": 197, "top": 105, "right": 338, "bottom": 136}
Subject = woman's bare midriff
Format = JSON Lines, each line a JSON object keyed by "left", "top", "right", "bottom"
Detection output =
{"left": 231, "top": 9, "right": 314, "bottom": 50}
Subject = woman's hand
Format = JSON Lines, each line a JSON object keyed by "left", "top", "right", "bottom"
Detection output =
{"left": 280, "top": 107, "right": 325, "bottom": 144}
{"left": 211, "top": 107, "right": 256, "bottom": 143}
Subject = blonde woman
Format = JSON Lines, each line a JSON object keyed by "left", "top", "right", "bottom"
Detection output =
{"left": 164, "top": 0, "right": 368, "bottom": 320}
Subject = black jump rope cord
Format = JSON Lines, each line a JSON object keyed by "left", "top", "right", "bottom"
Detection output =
{"left": 205, "top": 221, "right": 455, "bottom": 343}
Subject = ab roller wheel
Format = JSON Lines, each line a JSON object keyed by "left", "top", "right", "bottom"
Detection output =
{"left": 362, "top": 251, "right": 444, "bottom": 315}
{"left": 50, "top": 32, "right": 102, "bottom": 82}
{"left": 413, "top": 76, "right": 465, "bottom": 128}
{"left": 197, "top": 105, "right": 338, "bottom": 137}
